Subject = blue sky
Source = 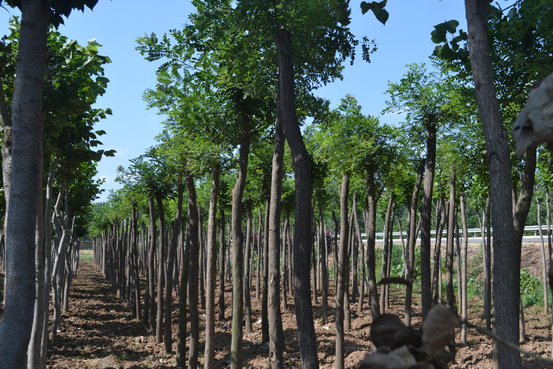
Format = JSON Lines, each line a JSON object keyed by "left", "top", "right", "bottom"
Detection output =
{"left": 1, "top": 0, "right": 474, "bottom": 202}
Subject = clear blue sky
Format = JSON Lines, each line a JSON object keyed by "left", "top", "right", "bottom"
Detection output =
{"left": 1, "top": 0, "right": 476, "bottom": 202}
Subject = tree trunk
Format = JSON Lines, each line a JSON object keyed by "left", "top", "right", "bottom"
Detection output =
{"left": 319, "top": 202, "right": 329, "bottom": 323}
{"left": 147, "top": 197, "right": 157, "bottom": 332}
{"left": 446, "top": 170, "right": 456, "bottom": 312}
{"left": 262, "top": 199, "right": 270, "bottom": 343}
{"left": 380, "top": 196, "right": 393, "bottom": 313}
{"left": 218, "top": 207, "right": 226, "bottom": 321}
{"left": 538, "top": 199, "right": 549, "bottom": 313}
{"left": 353, "top": 196, "right": 365, "bottom": 315}
{"left": 268, "top": 117, "right": 285, "bottom": 368}
{"left": 432, "top": 199, "right": 445, "bottom": 304}
{"left": 278, "top": 28, "right": 318, "bottom": 369}
{"left": 243, "top": 205, "right": 253, "bottom": 335}
{"left": 155, "top": 194, "right": 166, "bottom": 344}
{"left": 185, "top": 167, "right": 201, "bottom": 369}
{"left": 204, "top": 164, "right": 220, "bottom": 369}
{"left": 335, "top": 174, "right": 349, "bottom": 369}
{"left": 420, "top": 123, "right": 436, "bottom": 318}
{"left": 404, "top": 161, "right": 424, "bottom": 326}
{"left": 163, "top": 181, "right": 183, "bottom": 354}
{"left": 460, "top": 193, "right": 469, "bottom": 344}
{"left": 176, "top": 220, "right": 191, "bottom": 367}
{"left": 465, "top": 1, "right": 520, "bottom": 364}
{"left": 0, "top": 0, "right": 49, "bottom": 365}
{"left": 256, "top": 208, "right": 261, "bottom": 301}
{"left": 230, "top": 132, "right": 250, "bottom": 369}
{"left": 365, "top": 171, "right": 380, "bottom": 320}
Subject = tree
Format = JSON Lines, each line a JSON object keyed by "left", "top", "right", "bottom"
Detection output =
{"left": 0, "top": 0, "right": 99, "bottom": 366}
{"left": 464, "top": 1, "right": 520, "bottom": 366}
{"left": 386, "top": 62, "right": 458, "bottom": 318}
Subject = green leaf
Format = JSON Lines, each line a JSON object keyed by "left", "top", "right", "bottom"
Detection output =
{"left": 360, "top": 1, "right": 389, "bottom": 25}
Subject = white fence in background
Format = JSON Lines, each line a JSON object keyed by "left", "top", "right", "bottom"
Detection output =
{"left": 370, "top": 225, "right": 550, "bottom": 244}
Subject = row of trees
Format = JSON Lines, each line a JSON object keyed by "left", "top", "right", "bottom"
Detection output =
{"left": 0, "top": 0, "right": 552, "bottom": 368}
{"left": 86, "top": 2, "right": 553, "bottom": 369}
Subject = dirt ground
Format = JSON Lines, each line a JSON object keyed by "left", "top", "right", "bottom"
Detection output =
{"left": 46, "top": 243, "right": 553, "bottom": 369}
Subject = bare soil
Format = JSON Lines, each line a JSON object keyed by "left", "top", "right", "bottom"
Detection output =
{"left": 46, "top": 243, "right": 552, "bottom": 368}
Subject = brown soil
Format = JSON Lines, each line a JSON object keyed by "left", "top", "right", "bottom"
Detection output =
{"left": 47, "top": 244, "right": 552, "bottom": 369}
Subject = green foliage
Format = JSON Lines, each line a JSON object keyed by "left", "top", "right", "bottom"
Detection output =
{"left": 0, "top": 0, "right": 98, "bottom": 27}
{"left": 360, "top": 1, "right": 389, "bottom": 25}
{"left": 520, "top": 268, "right": 543, "bottom": 307}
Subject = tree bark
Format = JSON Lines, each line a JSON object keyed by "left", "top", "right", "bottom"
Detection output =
{"left": 365, "top": 171, "right": 380, "bottom": 320}
{"left": 204, "top": 164, "right": 220, "bottom": 369}
{"left": 446, "top": 170, "right": 456, "bottom": 312}
{"left": 176, "top": 218, "right": 191, "bottom": 367}
{"left": 243, "top": 205, "right": 253, "bottom": 335}
{"left": 268, "top": 118, "right": 285, "bottom": 368}
{"left": 335, "top": 174, "right": 349, "bottom": 369}
{"left": 537, "top": 199, "right": 549, "bottom": 314}
{"left": 318, "top": 202, "right": 329, "bottom": 323}
{"left": 465, "top": 1, "right": 520, "bottom": 365}
{"left": 432, "top": 199, "right": 445, "bottom": 304}
{"left": 460, "top": 192, "right": 469, "bottom": 344}
{"left": 185, "top": 167, "right": 201, "bottom": 369}
{"left": 380, "top": 196, "right": 393, "bottom": 312}
{"left": 404, "top": 161, "right": 424, "bottom": 326}
{"left": 218, "top": 207, "right": 226, "bottom": 321}
{"left": 0, "top": 1, "right": 49, "bottom": 365}
{"left": 230, "top": 132, "right": 250, "bottom": 369}
{"left": 155, "top": 194, "right": 166, "bottom": 344}
{"left": 420, "top": 123, "right": 436, "bottom": 318}
{"left": 147, "top": 197, "right": 157, "bottom": 332}
{"left": 163, "top": 181, "right": 183, "bottom": 354}
{"left": 278, "top": 28, "right": 318, "bottom": 369}
{"left": 262, "top": 199, "right": 270, "bottom": 343}
{"left": 513, "top": 146, "right": 536, "bottom": 343}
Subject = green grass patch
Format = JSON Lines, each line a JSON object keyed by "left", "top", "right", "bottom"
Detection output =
{"left": 79, "top": 249, "right": 94, "bottom": 261}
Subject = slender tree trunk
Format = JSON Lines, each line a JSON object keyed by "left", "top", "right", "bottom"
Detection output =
{"left": 230, "top": 132, "right": 250, "bottom": 369}
{"left": 204, "top": 165, "right": 220, "bottom": 369}
{"left": 538, "top": 199, "right": 550, "bottom": 313}
{"left": 420, "top": 123, "right": 436, "bottom": 318}
{"left": 365, "top": 171, "right": 380, "bottom": 320}
{"left": 243, "top": 205, "right": 253, "bottom": 335}
{"left": 405, "top": 161, "right": 424, "bottom": 326}
{"left": 514, "top": 146, "right": 536, "bottom": 344}
{"left": 546, "top": 191, "right": 552, "bottom": 262}
{"left": 218, "top": 207, "right": 226, "bottom": 321}
{"left": 353, "top": 196, "right": 365, "bottom": 314}
{"left": 319, "top": 202, "right": 329, "bottom": 323}
{"left": 380, "top": 196, "right": 393, "bottom": 312}
{"left": 176, "top": 220, "right": 191, "bottom": 367}
{"left": 155, "top": 194, "right": 166, "bottom": 344}
{"left": 256, "top": 208, "right": 261, "bottom": 301}
{"left": 335, "top": 174, "right": 349, "bottom": 369}
{"left": 164, "top": 181, "right": 183, "bottom": 354}
{"left": 262, "top": 199, "right": 270, "bottom": 343}
{"left": 185, "top": 167, "right": 202, "bottom": 369}
{"left": 484, "top": 197, "right": 492, "bottom": 329}
{"left": 282, "top": 214, "right": 290, "bottom": 310}
{"left": 148, "top": 197, "right": 157, "bottom": 332}
{"left": 446, "top": 170, "right": 456, "bottom": 312}
{"left": 460, "top": 193, "right": 469, "bottom": 344}
{"left": 268, "top": 118, "right": 285, "bottom": 368}
{"left": 278, "top": 28, "right": 318, "bottom": 369}
{"left": 432, "top": 199, "right": 445, "bottom": 304}
{"left": 0, "top": 1, "right": 49, "bottom": 366}
{"left": 465, "top": 1, "right": 520, "bottom": 366}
